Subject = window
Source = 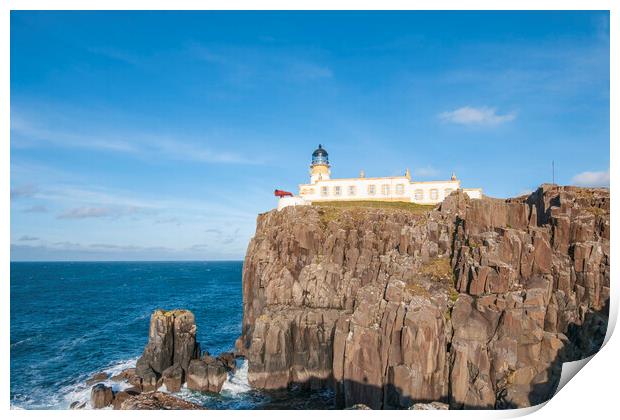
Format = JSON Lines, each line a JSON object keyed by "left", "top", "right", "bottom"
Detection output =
{"left": 396, "top": 184, "right": 405, "bottom": 195}
{"left": 321, "top": 186, "right": 329, "bottom": 197}
{"left": 430, "top": 189, "right": 438, "bottom": 200}
{"left": 444, "top": 188, "right": 454, "bottom": 197}
{"left": 348, "top": 185, "right": 356, "bottom": 196}
{"left": 381, "top": 184, "right": 390, "bottom": 195}
{"left": 334, "top": 186, "right": 342, "bottom": 196}
{"left": 414, "top": 189, "right": 424, "bottom": 201}
{"left": 368, "top": 184, "right": 376, "bottom": 195}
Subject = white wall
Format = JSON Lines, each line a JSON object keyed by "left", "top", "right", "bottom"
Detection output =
{"left": 277, "top": 196, "right": 310, "bottom": 211}
{"left": 299, "top": 177, "right": 464, "bottom": 205}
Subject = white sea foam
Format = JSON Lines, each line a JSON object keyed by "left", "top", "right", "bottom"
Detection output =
{"left": 221, "top": 359, "right": 251, "bottom": 395}
{"left": 60, "top": 357, "right": 139, "bottom": 409}
{"left": 41, "top": 357, "right": 252, "bottom": 410}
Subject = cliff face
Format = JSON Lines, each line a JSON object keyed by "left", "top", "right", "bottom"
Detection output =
{"left": 238, "top": 185, "right": 609, "bottom": 409}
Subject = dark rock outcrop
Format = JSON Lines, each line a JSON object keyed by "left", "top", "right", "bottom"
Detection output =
{"left": 90, "top": 384, "right": 114, "bottom": 409}
{"left": 112, "top": 391, "right": 132, "bottom": 410}
{"left": 186, "top": 358, "right": 228, "bottom": 393}
{"left": 111, "top": 368, "right": 137, "bottom": 382}
{"left": 162, "top": 364, "right": 184, "bottom": 392}
{"left": 70, "top": 401, "right": 86, "bottom": 409}
{"left": 238, "top": 185, "right": 609, "bottom": 409}
{"left": 119, "top": 392, "right": 205, "bottom": 410}
{"left": 86, "top": 371, "right": 110, "bottom": 385}
{"left": 217, "top": 352, "right": 237, "bottom": 372}
{"left": 135, "top": 309, "right": 199, "bottom": 390}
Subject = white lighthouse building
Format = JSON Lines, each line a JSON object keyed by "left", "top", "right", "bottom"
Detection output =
{"left": 277, "top": 145, "right": 482, "bottom": 210}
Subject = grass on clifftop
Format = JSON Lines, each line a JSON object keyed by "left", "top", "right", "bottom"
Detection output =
{"left": 314, "top": 200, "right": 434, "bottom": 213}
{"left": 313, "top": 200, "right": 434, "bottom": 229}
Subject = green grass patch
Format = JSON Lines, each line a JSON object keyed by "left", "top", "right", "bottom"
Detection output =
{"left": 313, "top": 200, "right": 433, "bottom": 228}
{"left": 314, "top": 200, "right": 433, "bottom": 213}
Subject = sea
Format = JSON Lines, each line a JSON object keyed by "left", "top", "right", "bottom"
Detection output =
{"left": 10, "top": 261, "right": 335, "bottom": 410}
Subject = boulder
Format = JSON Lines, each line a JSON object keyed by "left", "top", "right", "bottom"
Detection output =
{"left": 86, "top": 371, "right": 110, "bottom": 385}
{"left": 162, "top": 364, "right": 184, "bottom": 392}
{"left": 69, "top": 401, "right": 86, "bottom": 409}
{"left": 217, "top": 352, "right": 237, "bottom": 372}
{"left": 124, "top": 386, "right": 142, "bottom": 396}
{"left": 186, "top": 359, "right": 228, "bottom": 393}
{"left": 138, "top": 365, "right": 161, "bottom": 392}
{"left": 112, "top": 391, "right": 132, "bottom": 410}
{"left": 90, "top": 384, "right": 114, "bottom": 409}
{"left": 111, "top": 368, "right": 136, "bottom": 382}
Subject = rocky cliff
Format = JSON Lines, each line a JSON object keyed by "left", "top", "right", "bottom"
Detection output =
{"left": 237, "top": 185, "right": 609, "bottom": 409}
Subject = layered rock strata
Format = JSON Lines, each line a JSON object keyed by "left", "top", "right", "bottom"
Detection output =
{"left": 239, "top": 185, "right": 609, "bottom": 409}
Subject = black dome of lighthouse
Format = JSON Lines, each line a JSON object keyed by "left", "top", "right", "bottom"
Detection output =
{"left": 311, "top": 144, "right": 329, "bottom": 165}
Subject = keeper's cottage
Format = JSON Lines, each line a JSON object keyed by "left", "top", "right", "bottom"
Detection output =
{"left": 278, "top": 145, "right": 482, "bottom": 210}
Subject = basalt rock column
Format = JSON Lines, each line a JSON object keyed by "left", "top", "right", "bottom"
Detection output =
{"left": 135, "top": 309, "right": 199, "bottom": 389}
{"left": 239, "top": 185, "right": 610, "bottom": 409}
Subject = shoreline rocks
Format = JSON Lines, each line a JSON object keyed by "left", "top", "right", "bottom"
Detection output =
{"left": 187, "top": 358, "right": 228, "bottom": 393}
{"left": 135, "top": 309, "right": 199, "bottom": 389}
{"left": 119, "top": 392, "right": 205, "bottom": 410}
{"left": 90, "top": 384, "right": 114, "bottom": 409}
{"left": 86, "top": 308, "right": 238, "bottom": 409}
{"left": 86, "top": 371, "right": 110, "bottom": 385}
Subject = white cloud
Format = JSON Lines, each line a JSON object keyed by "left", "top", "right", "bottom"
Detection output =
{"left": 571, "top": 169, "right": 610, "bottom": 187}
{"left": 57, "top": 205, "right": 154, "bottom": 220}
{"left": 10, "top": 184, "right": 38, "bottom": 199}
{"left": 439, "top": 106, "right": 516, "bottom": 126}
{"left": 11, "top": 114, "right": 262, "bottom": 165}
{"left": 188, "top": 42, "right": 333, "bottom": 84}
{"left": 22, "top": 205, "right": 48, "bottom": 213}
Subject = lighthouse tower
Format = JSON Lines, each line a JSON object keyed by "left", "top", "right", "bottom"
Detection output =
{"left": 310, "top": 144, "right": 330, "bottom": 184}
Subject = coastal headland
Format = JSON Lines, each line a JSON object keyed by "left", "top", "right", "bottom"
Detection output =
{"left": 238, "top": 184, "right": 609, "bottom": 409}
{"left": 83, "top": 184, "right": 609, "bottom": 410}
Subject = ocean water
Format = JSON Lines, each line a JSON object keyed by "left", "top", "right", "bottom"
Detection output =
{"left": 10, "top": 261, "right": 335, "bottom": 410}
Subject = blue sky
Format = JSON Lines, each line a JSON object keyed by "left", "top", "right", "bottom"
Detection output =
{"left": 10, "top": 11, "right": 609, "bottom": 261}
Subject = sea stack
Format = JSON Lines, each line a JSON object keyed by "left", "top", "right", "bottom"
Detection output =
{"left": 238, "top": 185, "right": 610, "bottom": 409}
{"left": 135, "top": 309, "right": 200, "bottom": 391}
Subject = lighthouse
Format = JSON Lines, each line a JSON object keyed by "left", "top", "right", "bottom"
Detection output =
{"left": 310, "top": 144, "right": 331, "bottom": 184}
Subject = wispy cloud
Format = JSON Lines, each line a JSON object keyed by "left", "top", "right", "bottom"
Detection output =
{"left": 87, "top": 46, "right": 141, "bottom": 65}
{"left": 11, "top": 241, "right": 240, "bottom": 261}
{"left": 204, "top": 227, "right": 240, "bottom": 245}
{"left": 57, "top": 206, "right": 154, "bottom": 220}
{"left": 439, "top": 106, "right": 516, "bottom": 126}
{"left": 571, "top": 169, "right": 610, "bottom": 187}
{"left": 18, "top": 235, "right": 39, "bottom": 241}
{"left": 11, "top": 114, "right": 263, "bottom": 165}
{"left": 188, "top": 42, "right": 333, "bottom": 84}
{"left": 22, "top": 205, "right": 48, "bottom": 213}
{"left": 12, "top": 115, "right": 137, "bottom": 153}
{"left": 154, "top": 217, "right": 181, "bottom": 226}
{"left": 11, "top": 184, "right": 38, "bottom": 200}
